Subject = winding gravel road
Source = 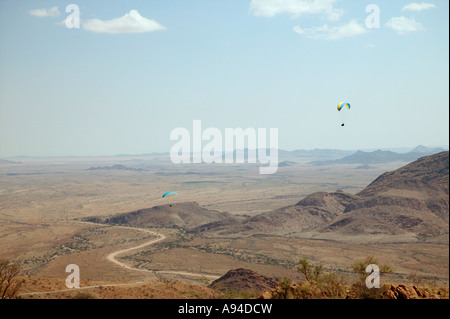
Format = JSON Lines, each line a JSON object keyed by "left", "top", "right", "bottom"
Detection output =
{"left": 18, "top": 222, "right": 219, "bottom": 297}
{"left": 106, "top": 224, "right": 219, "bottom": 279}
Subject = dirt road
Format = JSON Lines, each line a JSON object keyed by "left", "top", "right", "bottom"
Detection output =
{"left": 105, "top": 224, "right": 219, "bottom": 279}
{"left": 18, "top": 222, "right": 219, "bottom": 297}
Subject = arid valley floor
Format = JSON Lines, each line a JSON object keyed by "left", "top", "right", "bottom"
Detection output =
{"left": 0, "top": 152, "right": 448, "bottom": 298}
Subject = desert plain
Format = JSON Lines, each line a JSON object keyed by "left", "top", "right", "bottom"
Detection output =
{"left": 0, "top": 153, "right": 448, "bottom": 298}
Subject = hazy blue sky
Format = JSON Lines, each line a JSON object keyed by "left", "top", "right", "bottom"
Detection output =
{"left": 0, "top": 0, "right": 448, "bottom": 157}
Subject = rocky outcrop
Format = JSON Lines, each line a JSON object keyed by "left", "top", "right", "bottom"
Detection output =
{"left": 258, "top": 283, "right": 449, "bottom": 299}
{"left": 382, "top": 284, "right": 448, "bottom": 299}
{"left": 84, "top": 202, "right": 236, "bottom": 230}
{"left": 209, "top": 268, "right": 278, "bottom": 294}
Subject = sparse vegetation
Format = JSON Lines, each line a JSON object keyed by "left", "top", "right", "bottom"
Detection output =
{"left": 297, "top": 258, "right": 324, "bottom": 283}
{"left": 264, "top": 256, "right": 400, "bottom": 299}
{"left": 0, "top": 259, "right": 22, "bottom": 299}
{"left": 349, "top": 256, "right": 392, "bottom": 299}
{"left": 2, "top": 152, "right": 448, "bottom": 299}
{"left": 216, "top": 287, "right": 260, "bottom": 299}
{"left": 317, "top": 272, "right": 347, "bottom": 299}
{"left": 408, "top": 271, "right": 423, "bottom": 286}
{"left": 71, "top": 292, "right": 97, "bottom": 299}
{"left": 296, "top": 258, "right": 346, "bottom": 298}
{"left": 271, "top": 277, "right": 294, "bottom": 299}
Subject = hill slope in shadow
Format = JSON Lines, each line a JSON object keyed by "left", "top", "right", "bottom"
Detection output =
{"left": 193, "top": 152, "right": 449, "bottom": 243}
{"left": 84, "top": 201, "right": 241, "bottom": 229}
{"left": 84, "top": 152, "right": 448, "bottom": 243}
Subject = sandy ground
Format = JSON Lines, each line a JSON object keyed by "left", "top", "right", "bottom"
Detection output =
{"left": 0, "top": 156, "right": 448, "bottom": 297}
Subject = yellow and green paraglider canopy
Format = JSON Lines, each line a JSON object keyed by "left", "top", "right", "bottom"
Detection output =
{"left": 337, "top": 102, "right": 351, "bottom": 126}
{"left": 337, "top": 102, "right": 351, "bottom": 111}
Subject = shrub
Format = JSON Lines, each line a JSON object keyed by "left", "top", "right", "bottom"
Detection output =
{"left": 0, "top": 259, "right": 22, "bottom": 299}
{"left": 71, "top": 291, "right": 97, "bottom": 299}
{"left": 295, "top": 258, "right": 346, "bottom": 299}
{"left": 349, "top": 256, "right": 393, "bottom": 299}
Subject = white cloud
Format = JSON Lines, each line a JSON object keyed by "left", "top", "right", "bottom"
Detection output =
{"left": 29, "top": 6, "right": 60, "bottom": 18}
{"left": 293, "top": 20, "right": 367, "bottom": 40}
{"left": 385, "top": 16, "right": 424, "bottom": 34}
{"left": 82, "top": 10, "right": 166, "bottom": 34}
{"left": 250, "top": 0, "right": 344, "bottom": 21}
{"left": 402, "top": 2, "right": 436, "bottom": 12}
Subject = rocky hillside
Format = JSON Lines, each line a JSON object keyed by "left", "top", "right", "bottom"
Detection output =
{"left": 84, "top": 202, "right": 239, "bottom": 229}
{"left": 358, "top": 151, "right": 449, "bottom": 198}
{"left": 196, "top": 152, "right": 449, "bottom": 243}
{"left": 309, "top": 147, "right": 446, "bottom": 165}
{"left": 209, "top": 268, "right": 278, "bottom": 295}
{"left": 318, "top": 151, "right": 449, "bottom": 240}
{"left": 84, "top": 152, "right": 449, "bottom": 242}
{"left": 258, "top": 282, "right": 449, "bottom": 299}
{"left": 191, "top": 191, "right": 357, "bottom": 236}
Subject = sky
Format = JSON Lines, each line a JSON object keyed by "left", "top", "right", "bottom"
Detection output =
{"left": 0, "top": 0, "right": 448, "bottom": 157}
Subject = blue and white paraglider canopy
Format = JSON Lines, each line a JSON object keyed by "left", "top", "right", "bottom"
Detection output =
{"left": 162, "top": 191, "right": 178, "bottom": 198}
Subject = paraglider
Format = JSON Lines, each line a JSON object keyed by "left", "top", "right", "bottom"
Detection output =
{"left": 162, "top": 191, "right": 178, "bottom": 198}
{"left": 162, "top": 191, "right": 178, "bottom": 207}
{"left": 337, "top": 102, "right": 351, "bottom": 111}
{"left": 337, "top": 102, "right": 351, "bottom": 126}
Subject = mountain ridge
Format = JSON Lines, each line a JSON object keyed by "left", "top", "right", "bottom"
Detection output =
{"left": 192, "top": 151, "right": 449, "bottom": 243}
{"left": 84, "top": 201, "right": 240, "bottom": 229}
{"left": 84, "top": 152, "right": 449, "bottom": 243}
{"left": 309, "top": 147, "right": 446, "bottom": 166}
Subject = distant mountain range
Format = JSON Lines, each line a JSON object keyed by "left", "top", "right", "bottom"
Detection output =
{"left": 115, "top": 145, "right": 447, "bottom": 164}
{"left": 87, "top": 164, "right": 143, "bottom": 171}
{"left": 0, "top": 159, "right": 21, "bottom": 164}
{"left": 309, "top": 146, "right": 446, "bottom": 165}
{"left": 1, "top": 145, "right": 447, "bottom": 165}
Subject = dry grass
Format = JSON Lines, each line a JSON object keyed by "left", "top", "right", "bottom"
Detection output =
{"left": 17, "top": 276, "right": 218, "bottom": 299}
{"left": 0, "top": 157, "right": 448, "bottom": 298}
